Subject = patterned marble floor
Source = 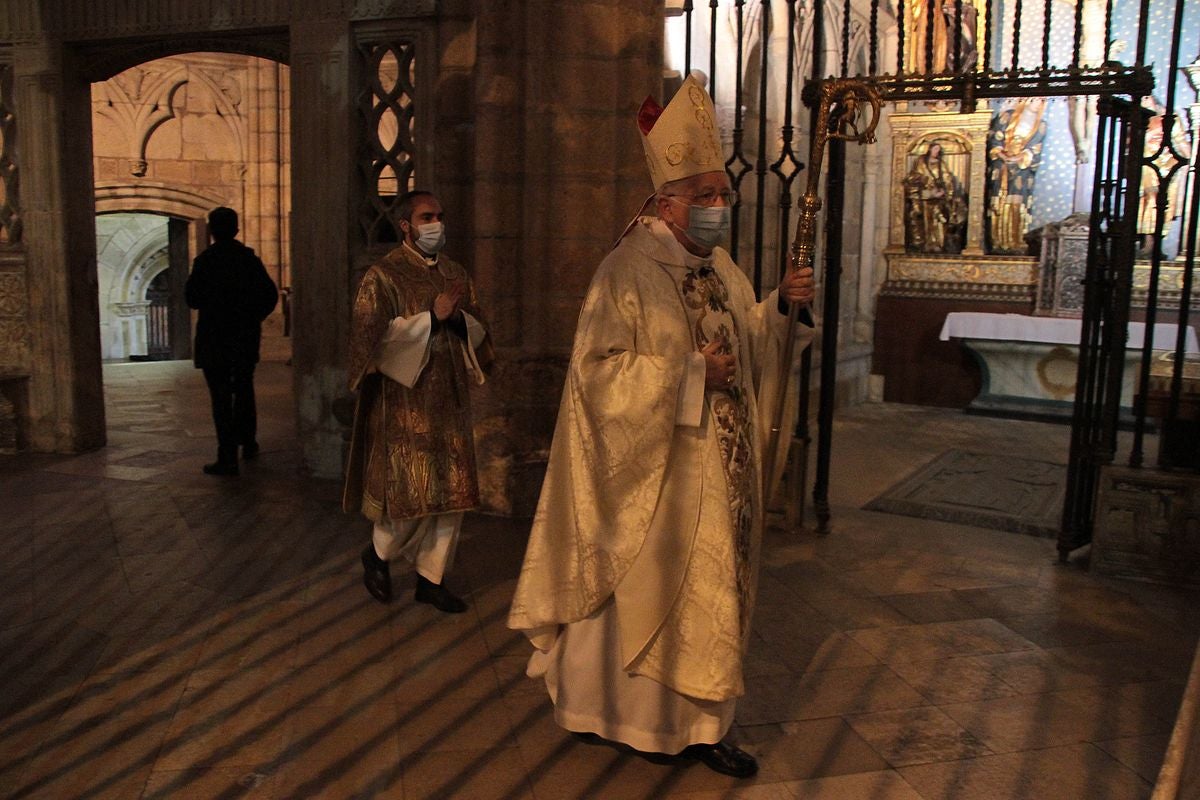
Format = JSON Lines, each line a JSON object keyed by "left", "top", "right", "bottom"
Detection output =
{"left": 0, "top": 359, "right": 1196, "bottom": 799}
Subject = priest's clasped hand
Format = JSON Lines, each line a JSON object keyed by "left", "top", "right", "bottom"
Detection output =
{"left": 779, "top": 266, "right": 815, "bottom": 307}
{"left": 702, "top": 339, "right": 737, "bottom": 391}
{"left": 434, "top": 280, "right": 466, "bottom": 321}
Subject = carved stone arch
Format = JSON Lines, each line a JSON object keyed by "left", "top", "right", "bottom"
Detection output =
{"left": 115, "top": 227, "right": 170, "bottom": 305}
{"left": 78, "top": 33, "right": 289, "bottom": 83}
{"left": 95, "top": 62, "right": 191, "bottom": 177}
{"left": 182, "top": 65, "right": 248, "bottom": 164}
{"left": 95, "top": 181, "right": 227, "bottom": 221}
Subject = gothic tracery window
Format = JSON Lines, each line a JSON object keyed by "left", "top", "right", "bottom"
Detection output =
{"left": 358, "top": 40, "right": 417, "bottom": 247}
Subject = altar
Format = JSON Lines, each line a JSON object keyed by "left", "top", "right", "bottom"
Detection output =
{"left": 940, "top": 312, "right": 1200, "bottom": 418}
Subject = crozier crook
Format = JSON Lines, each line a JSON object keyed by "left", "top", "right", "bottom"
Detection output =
{"left": 764, "top": 78, "right": 882, "bottom": 507}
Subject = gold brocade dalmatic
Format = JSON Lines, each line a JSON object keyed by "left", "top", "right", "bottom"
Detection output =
{"left": 342, "top": 246, "right": 486, "bottom": 522}
{"left": 508, "top": 219, "right": 812, "bottom": 703}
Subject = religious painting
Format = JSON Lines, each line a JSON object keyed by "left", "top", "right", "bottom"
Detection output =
{"left": 903, "top": 136, "right": 969, "bottom": 254}
{"left": 986, "top": 97, "right": 1047, "bottom": 255}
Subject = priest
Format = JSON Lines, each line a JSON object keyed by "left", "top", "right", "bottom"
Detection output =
{"left": 343, "top": 190, "right": 492, "bottom": 613}
{"left": 507, "top": 75, "right": 815, "bottom": 778}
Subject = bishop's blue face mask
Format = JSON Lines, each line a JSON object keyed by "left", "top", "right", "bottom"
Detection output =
{"left": 682, "top": 204, "right": 731, "bottom": 250}
{"left": 667, "top": 196, "right": 731, "bottom": 250}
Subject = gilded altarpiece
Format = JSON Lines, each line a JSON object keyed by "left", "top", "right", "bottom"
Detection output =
{"left": 884, "top": 111, "right": 1038, "bottom": 302}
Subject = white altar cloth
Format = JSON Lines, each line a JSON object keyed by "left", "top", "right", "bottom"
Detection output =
{"left": 939, "top": 312, "right": 1198, "bottom": 354}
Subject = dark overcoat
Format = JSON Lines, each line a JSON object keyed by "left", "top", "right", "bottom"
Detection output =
{"left": 185, "top": 240, "right": 279, "bottom": 369}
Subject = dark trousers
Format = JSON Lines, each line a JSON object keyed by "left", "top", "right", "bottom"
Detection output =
{"left": 202, "top": 364, "right": 257, "bottom": 463}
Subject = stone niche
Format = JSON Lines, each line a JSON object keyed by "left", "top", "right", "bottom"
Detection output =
{"left": 1092, "top": 464, "right": 1200, "bottom": 587}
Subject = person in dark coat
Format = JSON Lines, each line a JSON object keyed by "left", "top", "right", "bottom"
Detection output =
{"left": 185, "top": 206, "right": 279, "bottom": 476}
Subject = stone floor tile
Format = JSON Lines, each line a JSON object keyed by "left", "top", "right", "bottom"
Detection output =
{"left": 17, "top": 709, "right": 171, "bottom": 800}
{"left": 402, "top": 748, "right": 535, "bottom": 800}
{"left": 898, "top": 743, "right": 1152, "bottom": 800}
{"left": 939, "top": 682, "right": 1179, "bottom": 754}
{"left": 887, "top": 656, "right": 1019, "bottom": 704}
{"left": 270, "top": 703, "right": 404, "bottom": 799}
{"left": 969, "top": 648, "right": 1108, "bottom": 694}
{"left": 139, "top": 766, "right": 278, "bottom": 799}
{"left": 777, "top": 631, "right": 883, "bottom": 674}
{"left": 154, "top": 698, "right": 292, "bottom": 772}
{"left": 0, "top": 618, "right": 109, "bottom": 684}
{"left": 844, "top": 706, "right": 993, "bottom": 767}
{"left": 394, "top": 682, "right": 522, "bottom": 755}
{"left": 953, "top": 584, "right": 1066, "bottom": 618}
{"left": 775, "top": 770, "right": 925, "bottom": 799}
{"left": 998, "top": 611, "right": 1130, "bottom": 648}
{"left": 879, "top": 591, "right": 987, "bottom": 624}
{"left": 739, "top": 718, "right": 892, "bottom": 780}
{"left": 121, "top": 546, "right": 212, "bottom": 594}
{"left": 799, "top": 592, "right": 915, "bottom": 630}
{"left": 1094, "top": 733, "right": 1172, "bottom": 785}
{"left": 737, "top": 665, "right": 928, "bottom": 724}
{"left": 841, "top": 567, "right": 965, "bottom": 596}
{"left": 861, "top": 620, "right": 1036, "bottom": 664}
{"left": 3, "top": 364, "right": 1198, "bottom": 800}
{"left": 664, "top": 780, "right": 799, "bottom": 799}
{"left": 1048, "top": 640, "right": 1192, "bottom": 684}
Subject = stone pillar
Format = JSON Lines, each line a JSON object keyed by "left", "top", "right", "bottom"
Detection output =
{"left": 854, "top": 147, "right": 884, "bottom": 342}
{"left": 13, "top": 41, "right": 105, "bottom": 451}
{"left": 290, "top": 19, "right": 353, "bottom": 477}
{"left": 469, "top": 0, "right": 660, "bottom": 514}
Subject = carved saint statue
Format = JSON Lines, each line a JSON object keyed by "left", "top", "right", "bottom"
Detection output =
{"left": 906, "top": 0, "right": 979, "bottom": 73}
{"left": 986, "top": 98, "right": 1047, "bottom": 254}
{"left": 1137, "top": 98, "right": 1192, "bottom": 258}
{"left": 904, "top": 139, "right": 968, "bottom": 254}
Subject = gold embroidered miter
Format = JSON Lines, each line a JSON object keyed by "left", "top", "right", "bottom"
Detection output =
{"left": 638, "top": 73, "right": 725, "bottom": 190}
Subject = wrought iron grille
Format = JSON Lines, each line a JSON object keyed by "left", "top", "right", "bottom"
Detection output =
{"left": 356, "top": 39, "right": 417, "bottom": 248}
{"left": 144, "top": 271, "right": 172, "bottom": 361}
{"left": 668, "top": 0, "right": 1197, "bottom": 550}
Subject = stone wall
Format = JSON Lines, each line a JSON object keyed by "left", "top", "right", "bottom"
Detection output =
{"left": 465, "top": 0, "right": 661, "bottom": 514}
{"left": 92, "top": 52, "right": 292, "bottom": 363}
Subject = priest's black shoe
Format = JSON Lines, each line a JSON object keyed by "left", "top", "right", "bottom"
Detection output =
{"left": 361, "top": 545, "right": 392, "bottom": 604}
{"left": 680, "top": 741, "right": 758, "bottom": 778}
{"left": 202, "top": 461, "right": 239, "bottom": 476}
{"left": 242, "top": 441, "right": 260, "bottom": 460}
{"left": 414, "top": 575, "right": 467, "bottom": 613}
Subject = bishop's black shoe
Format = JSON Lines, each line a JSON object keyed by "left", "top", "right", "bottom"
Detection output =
{"left": 414, "top": 575, "right": 467, "bottom": 613}
{"left": 202, "top": 461, "right": 239, "bottom": 476}
{"left": 242, "top": 441, "right": 260, "bottom": 460}
{"left": 680, "top": 740, "right": 758, "bottom": 778}
{"left": 361, "top": 545, "right": 392, "bottom": 604}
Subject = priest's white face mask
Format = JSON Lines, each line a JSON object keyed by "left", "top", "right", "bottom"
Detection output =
{"left": 413, "top": 221, "right": 446, "bottom": 254}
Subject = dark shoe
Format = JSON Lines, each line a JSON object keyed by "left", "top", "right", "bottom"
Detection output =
{"left": 414, "top": 575, "right": 467, "bottom": 613}
{"left": 242, "top": 442, "right": 260, "bottom": 460}
{"left": 680, "top": 741, "right": 758, "bottom": 778}
{"left": 361, "top": 545, "right": 392, "bottom": 604}
{"left": 202, "top": 461, "right": 239, "bottom": 476}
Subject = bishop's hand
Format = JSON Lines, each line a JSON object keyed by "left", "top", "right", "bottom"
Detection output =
{"left": 702, "top": 339, "right": 737, "bottom": 391}
{"left": 780, "top": 266, "right": 815, "bottom": 308}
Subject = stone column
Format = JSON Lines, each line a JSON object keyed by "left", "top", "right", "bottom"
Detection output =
{"left": 469, "top": 0, "right": 661, "bottom": 514}
{"left": 289, "top": 19, "right": 353, "bottom": 477}
{"left": 854, "top": 146, "right": 884, "bottom": 343}
{"left": 13, "top": 41, "right": 105, "bottom": 451}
